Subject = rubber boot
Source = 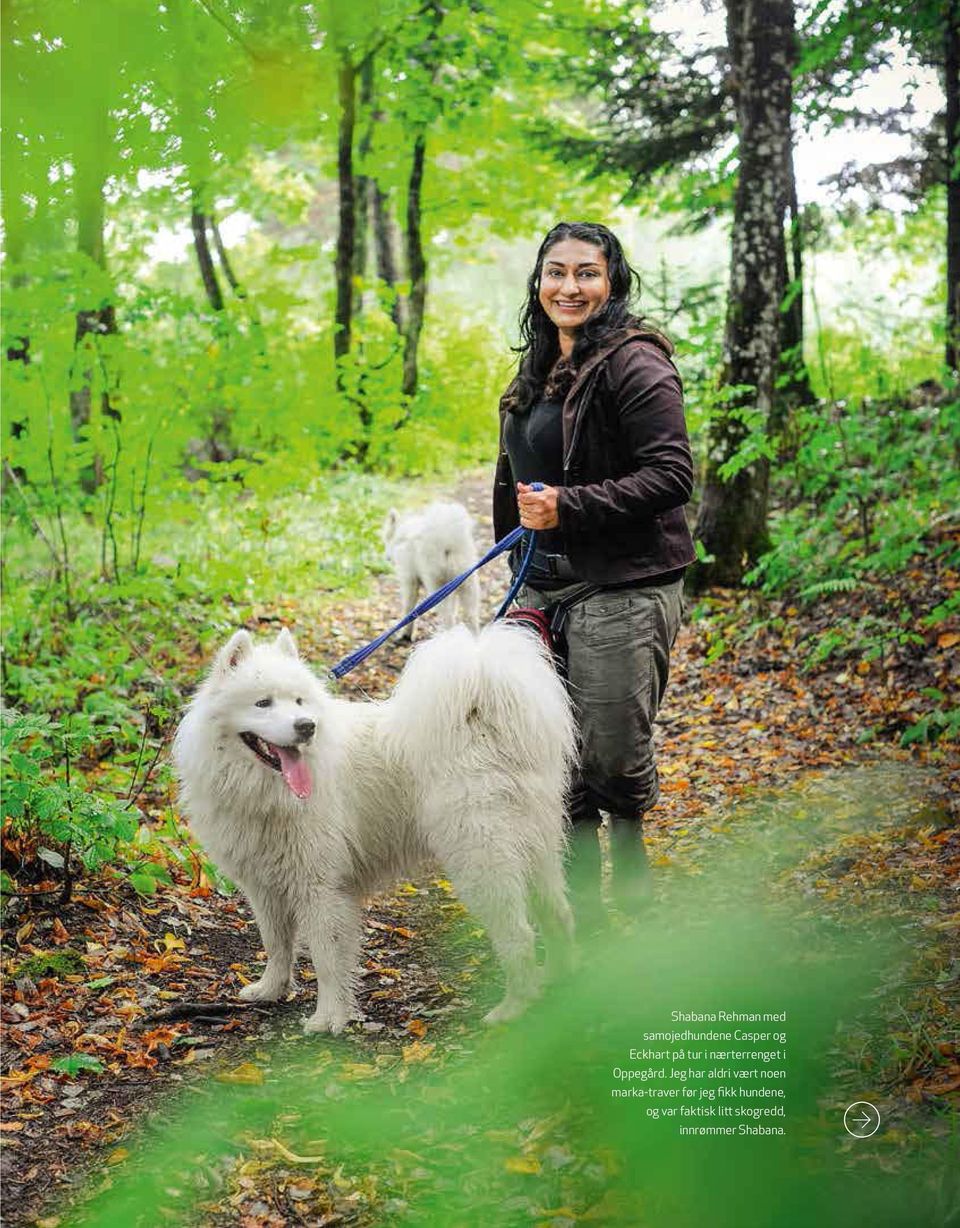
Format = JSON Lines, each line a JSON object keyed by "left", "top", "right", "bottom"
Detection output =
{"left": 567, "top": 822, "right": 607, "bottom": 940}
{"left": 607, "top": 815, "right": 652, "bottom": 914}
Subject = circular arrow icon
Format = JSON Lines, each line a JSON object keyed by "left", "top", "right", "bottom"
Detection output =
{"left": 843, "top": 1101, "right": 881, "bottom": 1138}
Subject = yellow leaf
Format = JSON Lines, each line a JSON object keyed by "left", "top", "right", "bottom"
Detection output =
{"left": 402, "top": 1042, "right": 435, "bottom": 1064}
{"left": 937, "top": 631, "right": 960, "bottom": 649}
{"left": 504, "top": 1154, "right": 541, "bottom": 1175}
{"left": 216, "top": 1062, "right": 265, "bottom": 1086}
{"left": 406, "top": 1019, "right": 428, "bottom": 1039}
{"left": 158, "top": 933, "right": 186, "bottom": 953}
{"left": 248, "top": 1137, "right": 326, "bottom": 1164}
{"left": 106, "top": 1148, "right": 129, "bottom": 1166}
{"left": 339, "top": 1063, "right": 379, "bottom": 1081}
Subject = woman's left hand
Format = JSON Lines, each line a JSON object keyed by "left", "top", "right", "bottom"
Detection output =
{"left": 517, "top": 482, "right": 560, "bottom": 530}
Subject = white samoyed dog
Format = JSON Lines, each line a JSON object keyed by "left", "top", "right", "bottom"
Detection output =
{"left": 382, "top": 500, "right": 480, "bottom": 640}
{"left": 173, "top": 622, "right": 575, "bottom": 1034}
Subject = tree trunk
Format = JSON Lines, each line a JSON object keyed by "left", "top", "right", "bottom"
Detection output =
{"left": 945, "top": 0, "right": 959, "bottom": 373}
{"left": 353, "top": 57, "right": 375, "bottom": 320}
{"left": 772, "top": 148, "right": 814, "bottom": 428}
{"left": 5, "top": 234, "right": 30, "bottom": 452}
{"left": 334, "top": 51, "right": 357, "bottom": 374}
{"left": 191, "top": 192, "right": 224, "bottom": 312}
{"left": 3, "top": 203, "right": 30, "bottom": 384}
{"left": 210, "top": 215, "right": 244, "bottom": 297}
{"left": 402, "top": 131, "right": 427, "bottom": 400}
{"left": 693, "top": 0, "right": 795, "bottom": 588}
{"left": 372, "top": 181, "right": 401, "bottom": 329}
{"left": 69, "top": 132, "right": 118, "bottom": 467}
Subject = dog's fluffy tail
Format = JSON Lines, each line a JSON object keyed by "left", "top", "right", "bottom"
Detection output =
{"left": 382, "top": 622, "right": 576, "bottom": 785}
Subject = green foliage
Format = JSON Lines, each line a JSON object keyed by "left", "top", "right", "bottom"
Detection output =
{"left": 901, "top": 692, "right": 960, "bottom": 747}
{"left": 1, "top": 712, "right": 140, "bottom": 874}
{"left": 799, "top": 608, "right": 925, "bottom": 672}
{"left": 51, "top": 1054, "right": 106, "bottom": 1076}
{"left": 749, "top": 392, "right": 960, "bottom": 600}
{"left": 715, "top": 396, "right": 778, "bottom": 482}
{"left": 16, "top": 949, "right": 87, "bottom": 979}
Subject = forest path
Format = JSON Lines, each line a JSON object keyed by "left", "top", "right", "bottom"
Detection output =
{"left": 2, "top": 472, "right": 957, "bottom": 1226}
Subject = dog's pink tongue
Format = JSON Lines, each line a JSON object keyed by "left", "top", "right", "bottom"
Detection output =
{"left": 276, "top": 746, "right": 312, "bottom": 799}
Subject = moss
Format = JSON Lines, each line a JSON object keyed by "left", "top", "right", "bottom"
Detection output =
{"left": 15, "top": 949, "right": 86, "bottom": 979}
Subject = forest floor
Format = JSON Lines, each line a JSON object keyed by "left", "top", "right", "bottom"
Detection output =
{"left": 2, "top": 473, "right": 958, "bottom": 1227}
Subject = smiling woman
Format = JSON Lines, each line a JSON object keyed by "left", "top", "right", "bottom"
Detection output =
{"left": 538, "top": 239, "right": 612, "bottom": 343}
{"left": 493, "top": 221, "right": 696, "bottom": 928}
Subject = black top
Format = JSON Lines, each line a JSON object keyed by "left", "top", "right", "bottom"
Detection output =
{"left": 502, "top": 398, "right": 566, "bottom": 555}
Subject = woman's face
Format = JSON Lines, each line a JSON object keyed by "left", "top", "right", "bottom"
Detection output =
{"left": 538, "top": 238, "right": 611, "bottom": 334}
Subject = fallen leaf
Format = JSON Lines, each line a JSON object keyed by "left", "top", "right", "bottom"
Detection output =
{"left": 217, "top": 1062, "right": 265, "bottom": 1086}
{"left": 157, "top": 932, "right": 186, "bottom": 952}
{"left": 401, "top": 1042, "right": 435, "bottom": 1064}
{"left": 504, "top": 1154, "right": 541, "bottom": 1175}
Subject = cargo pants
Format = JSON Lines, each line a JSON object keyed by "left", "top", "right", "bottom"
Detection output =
{"left": 519, "top": 578, "right": 684, "bottom": 825}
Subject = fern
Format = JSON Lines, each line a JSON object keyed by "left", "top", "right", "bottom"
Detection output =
{"left": 798, "top": 577, "right": 863, "bottom": 600}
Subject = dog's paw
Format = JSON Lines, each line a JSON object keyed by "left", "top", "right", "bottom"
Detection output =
{"left": 303, "top": 999, "right": 358, "bottom": 1035}
{"left": 239, "top": 977, "right": 293, "bottom": 1003}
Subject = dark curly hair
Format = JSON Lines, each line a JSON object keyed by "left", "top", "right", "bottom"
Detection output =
{"left": 509, "top": 221, "right": 672, "bottom": 413}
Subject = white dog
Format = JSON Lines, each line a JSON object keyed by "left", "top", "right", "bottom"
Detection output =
{"left": 382, "top": 501, "right": 480, "bottom": 640}
{"left": 173, "top": 623, "right": 575, "bottom": 1034}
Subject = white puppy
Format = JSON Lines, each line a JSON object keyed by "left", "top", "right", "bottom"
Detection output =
{"left": 173, "top": 623, "right": 575, "bottom": 1034}
{"left": 382, "top": 500, "right": 480, "bottom": 640}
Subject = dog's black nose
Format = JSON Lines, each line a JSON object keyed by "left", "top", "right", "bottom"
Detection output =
{"left": 294, "top": 717, "right": 316, "bottom": 742}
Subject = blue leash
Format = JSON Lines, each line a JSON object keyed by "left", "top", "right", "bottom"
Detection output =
{"left": 329, "top": 484, "right": 543, "bottom": 680}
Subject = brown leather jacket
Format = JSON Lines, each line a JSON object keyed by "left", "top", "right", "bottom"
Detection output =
{"left": 493, "top": 328, "right": 696, "bottom": 585}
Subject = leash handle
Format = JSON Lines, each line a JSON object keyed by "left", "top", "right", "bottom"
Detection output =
{"left": 494, "top": 480, "right": 543, "bottom": 620}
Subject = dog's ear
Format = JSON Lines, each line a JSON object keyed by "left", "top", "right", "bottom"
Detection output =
{"left": 218, "top": 629, "right": 253, "bottom": 674}
{"left": 382, "top": 508, "right": 399, "bottom": 545}
{"left": 275, "top": 628, "right": 299, "bottom": 659}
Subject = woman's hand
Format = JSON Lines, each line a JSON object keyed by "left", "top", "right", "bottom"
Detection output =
{"left": 517, "top": 482, "right": 560, "bottom": 530}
